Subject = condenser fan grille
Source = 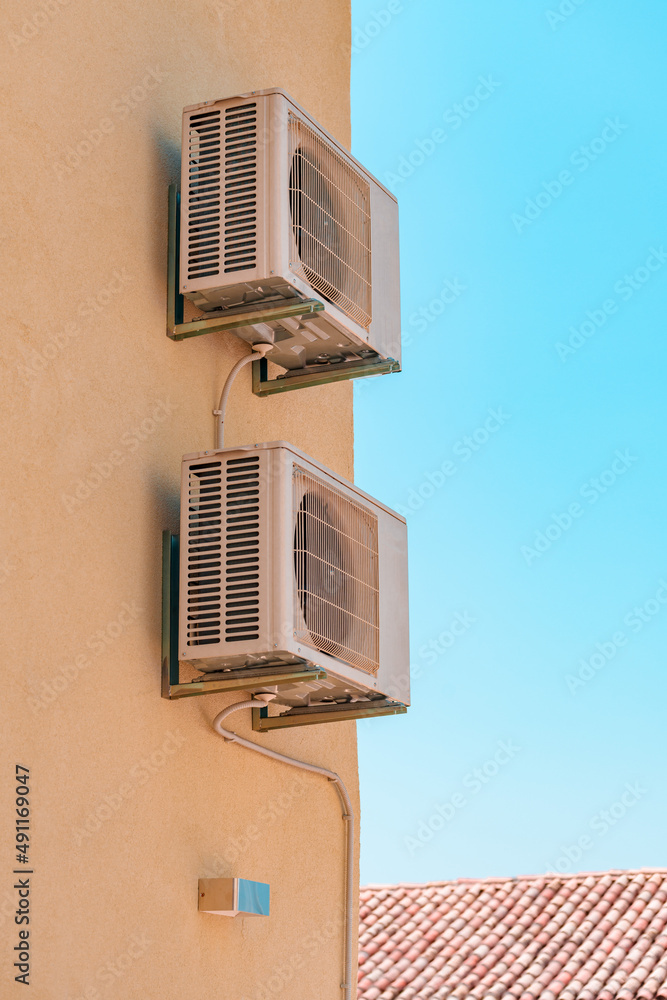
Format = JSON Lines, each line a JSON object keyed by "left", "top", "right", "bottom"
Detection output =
{"left": 293, "top": 468, "right": 379, "bottom": 675}
{"left": 288, "top": 115, "right": 372, "bottom": 329}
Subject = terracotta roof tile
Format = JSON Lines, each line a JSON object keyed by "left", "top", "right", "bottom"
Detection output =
{"left": 359, "top": 870, "right": 667, "bottom": 999}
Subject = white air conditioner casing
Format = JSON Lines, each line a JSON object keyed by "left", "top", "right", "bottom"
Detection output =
{"left": 180, "top": 89, "right": 401, "bottom": 373}
{"left": 178, "top": 442, "right": 409, "bottom": 708}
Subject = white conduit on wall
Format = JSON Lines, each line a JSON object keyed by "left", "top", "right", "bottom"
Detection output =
{"left": 212, "top": 699, "right": 355, "bottom": 1000}
{"left": 213, "top": 343, "right": 272, "bottom": 450}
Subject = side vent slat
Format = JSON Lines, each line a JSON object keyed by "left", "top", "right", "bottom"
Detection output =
{"left": 187, "top": 110, "right": 222, "bottom": 281}
{"left": 186, "top": 455, "right": 261, "bottom": 646}
{"left": 185, "top": 101, "right": 258, "bottom": 281}
{"left": 186, "top": 461, "right": 223, "bottom": 646}
{"left": 224, "top": 458, "right": 260, "bottom": 642}
{"left": 223, "top": 104, "right": 257, "bottom": 274}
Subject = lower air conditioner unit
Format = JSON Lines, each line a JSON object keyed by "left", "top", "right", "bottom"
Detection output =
{"left": 179, "top": 442, "right": 409, "bottom": 708}
{"left": 180, "top": 88, "right": 401, "bottom": 377}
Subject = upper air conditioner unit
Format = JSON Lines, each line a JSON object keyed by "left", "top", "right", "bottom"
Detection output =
{"left": 178, "top": 441, "right": 409, "bottom": 710}
{"left": 180, "top": 88, "right": 401, "bottom": 377}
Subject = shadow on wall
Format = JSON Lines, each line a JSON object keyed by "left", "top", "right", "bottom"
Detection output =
{"left": 146, "top": 469, "right": 181, "bottom": 658}
{"left": 151, "top": 128, "right": 180, "bottom": 286}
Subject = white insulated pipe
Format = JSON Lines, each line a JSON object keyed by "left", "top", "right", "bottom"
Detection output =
{"left": 212, "top": 699, "right": 355, "bottom": 1000}
{"left": 213, "top": 343, "right": 273, "bottom": 450}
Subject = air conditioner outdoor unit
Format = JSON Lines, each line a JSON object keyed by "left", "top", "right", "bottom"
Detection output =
{"left": 178, "top": 442, "right": 409, "bottom": 708}
{"left": 180, "top": 88, "right": 401, "bottom": 376}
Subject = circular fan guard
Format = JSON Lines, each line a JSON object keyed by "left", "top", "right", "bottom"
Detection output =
{"left": 289, "top": 145, "right": 347, "bottom": 311}
{"left": 294, "top": 488, "right": 352, "bottom": 654}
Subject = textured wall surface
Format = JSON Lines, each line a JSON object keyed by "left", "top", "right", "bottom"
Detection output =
{"left": 0, "top": 1, "right": 357, "bottom": 997}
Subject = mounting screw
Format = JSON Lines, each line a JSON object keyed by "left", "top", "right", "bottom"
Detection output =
{"left": 200, "top": 892, "right": 205, "bottom": 897}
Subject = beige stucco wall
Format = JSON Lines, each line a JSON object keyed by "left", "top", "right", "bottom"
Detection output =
{"left": 0, "top": 1, "right": 358, "bottom": 997}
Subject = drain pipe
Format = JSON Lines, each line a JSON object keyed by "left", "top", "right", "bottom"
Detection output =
{"left": 213, "top": 343, "right": 272, "bottom": 450}
{"left": 212, "top": 698, "right": 355, "bottom": 1000}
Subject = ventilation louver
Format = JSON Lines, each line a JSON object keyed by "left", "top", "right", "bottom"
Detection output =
{"left": 185, "top": 456, "right": 261, "bottom": 647}
{"left": 223, "top": 103, "right": 258, "bottom": 274}
{"left": 180, "top": 90, "right": 401, "bottom": 376}
{"left": 186, "top": 110, "right": 222, "bottom": 282}
{"left": 185, "top": 460, "right": 223, "bottom": 646}
{"left": 179, "top": 443, "right": 409, "bottom": 711}
{"left": 223, "top": 456, "right": 260, "bottom": 643}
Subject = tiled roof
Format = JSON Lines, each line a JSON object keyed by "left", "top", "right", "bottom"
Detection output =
{"left": 358, "top": 870, "right": 667, "bottom": 1000}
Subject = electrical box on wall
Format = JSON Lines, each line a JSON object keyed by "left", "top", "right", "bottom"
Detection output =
{"left": 198, "top": 878, "right": 270, "bottom": 917}
{"left": 173, "top": 442, "right": 409, "bottom": 721}
{"left": 179, "top": 88, "right": 401, "bottom": 383}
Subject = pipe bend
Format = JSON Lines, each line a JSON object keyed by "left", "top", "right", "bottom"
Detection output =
{"left": 211, "top": 698, "right": 355, "bottom": 999}
{"left": 214, "top": 344, "right": 272, "bottom": 449}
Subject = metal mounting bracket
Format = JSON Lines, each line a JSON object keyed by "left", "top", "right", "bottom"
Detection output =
{"left": 252, "top": 699, "right": 407, "bottom": 731}
{"left": 166, "top": 185, "right": 401, "bottom": 395}
{"left": 167, "top": 186, "right": 325, "bottom": 344}
{"left": 162, "top": 531, "right": 408, "bottom": 724}
{"left": 161, "top": 532, "right": 326, "bottom": 700}
{"left": 250, "top": 355, "right": 401, "bottom": 396}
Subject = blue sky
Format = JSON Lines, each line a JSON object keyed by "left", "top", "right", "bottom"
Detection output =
{"left": 351, "top": 0, "right": 667, "bottom": 884}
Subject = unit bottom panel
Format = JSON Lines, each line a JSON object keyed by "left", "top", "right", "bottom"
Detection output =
{"left": 180, "top": 654, "right": 386, "bottom": 708}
